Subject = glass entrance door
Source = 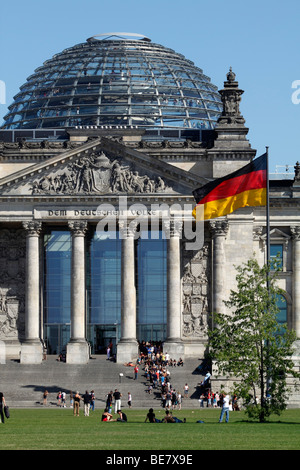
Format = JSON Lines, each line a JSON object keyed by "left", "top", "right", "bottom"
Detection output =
{"left": 87, "top": 324, "right": 120, "bottom": 355}
{"left": 44, "top": 324, "right": 70, "bottom": 355}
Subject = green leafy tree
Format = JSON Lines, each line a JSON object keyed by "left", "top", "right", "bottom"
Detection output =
{"left": 208, "top": 257, "right": 300, "bottom": 422}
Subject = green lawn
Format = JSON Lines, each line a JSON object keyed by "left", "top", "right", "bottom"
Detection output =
{"left": 0, "top": 407, "right": 300, "bottom": 450}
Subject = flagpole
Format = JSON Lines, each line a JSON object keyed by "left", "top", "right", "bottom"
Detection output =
{"left": 265, "top": 146, "right": 270, "bottom": 399}
{"left": 266, "top": 146, "right": 270, "bottom": 276}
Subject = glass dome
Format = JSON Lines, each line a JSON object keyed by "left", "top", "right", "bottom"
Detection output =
{"left": 1, "top": 33, "right": 223, "bottom": 131}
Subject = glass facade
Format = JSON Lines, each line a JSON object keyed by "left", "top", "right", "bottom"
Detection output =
{"left": 43, "top": 230, "right": 71, "bottom": 354}
{"left": 136, "top": 231, "right": 167, "bottom": 342}
{"left": 86, "top": 230, "right": 122, "bottom": 354}
{"left": 2, "top": 34, "right": 222, "bottom": 131}
{"left": 43, "top": 227, "right": 167, "bottom": 355}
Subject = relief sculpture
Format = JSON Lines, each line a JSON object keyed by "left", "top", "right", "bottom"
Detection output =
{"left": 31, "top": 150, "right": 172, "bottom": 195}
{"left": 182, "top": 243, "right": 210, "bottom": 338}
{"left": 0, "top": 229, "right": 26, "bottom": 340}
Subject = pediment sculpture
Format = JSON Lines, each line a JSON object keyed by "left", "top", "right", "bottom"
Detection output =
{"left": 31, "top": 150, "right": 173, "bottom": 195}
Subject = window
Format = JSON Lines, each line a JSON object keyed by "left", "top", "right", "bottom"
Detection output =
{"left": 275, "top": 294, "right": 288, "bottom": 336}
{"left": 276, "top": 294, "right": 287, "bottom": 326}
{"left": 270, "top": 244, "right": 283, "bottom": 270}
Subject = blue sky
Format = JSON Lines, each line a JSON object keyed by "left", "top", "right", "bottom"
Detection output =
{"left": 1, "top": 0, "right": 300, "bottom": 173}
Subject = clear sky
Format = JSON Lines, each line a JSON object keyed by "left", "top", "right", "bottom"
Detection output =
{"left": 1, "top": 0, "right": 299, "bottom": 173}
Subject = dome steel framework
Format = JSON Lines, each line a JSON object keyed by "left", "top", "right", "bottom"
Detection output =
{"left": 1, "top": 33, "right": 222, "bottom": 130}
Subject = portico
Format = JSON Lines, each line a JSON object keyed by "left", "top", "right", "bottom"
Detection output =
{"left": 17, "top": 213, "right": 187, "bottom": 364}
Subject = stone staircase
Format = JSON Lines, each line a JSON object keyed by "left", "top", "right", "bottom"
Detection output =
{"left": 0, "top": 355, "right": 206, "bottom": 410}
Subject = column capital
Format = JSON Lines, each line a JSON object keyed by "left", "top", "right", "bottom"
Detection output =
{"left": 119, "top": 219, "right": 138, "bottom": 238}
{"left": 290, "top": 226, "right": 300, "bottom": 240}
{"left": 68, "top": 220, "right": 88, "bottom": 236}
{"left": 253, "top": 225, "right": 264, "bottom": 240}
{"left": 209, "top": 219, "right": 229, "bottom": 237}
{"left": 22, "top": 220, "right": 42, "bottom": 236}
{"left": 163, "top": 218, "right": 183, "bottom": 237}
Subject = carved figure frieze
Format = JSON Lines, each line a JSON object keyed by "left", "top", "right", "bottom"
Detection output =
{"left": 31, "top": 150, "right": 173, "bottom": 195}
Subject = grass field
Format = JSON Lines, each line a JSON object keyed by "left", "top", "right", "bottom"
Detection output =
{"left": 0, "top": 407, "right": 299, "bottom": 451}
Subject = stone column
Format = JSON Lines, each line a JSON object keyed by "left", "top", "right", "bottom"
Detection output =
{"left": 66, "top": 220, "right": 89, "bottom": 364}
{"left": 210, "top": 220, "right": 229, "bottom": 319}
{"left": 291, "top": 226, "right": 300, "bottom": 339}
{"left": 163, "top": 218, "right": 184, "bottom": 359}
{"left": 21, "top": 221, "right": 43, "bottom": 364}
{"left": 117, "top": 220, "right": 139, "bottom": 363}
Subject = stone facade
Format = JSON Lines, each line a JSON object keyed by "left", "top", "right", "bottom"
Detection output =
{"left": 0, "top": 71, "right": 299, "bottom": 395}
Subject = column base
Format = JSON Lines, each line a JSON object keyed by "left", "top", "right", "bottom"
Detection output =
{"left": 163, "top": 340, "right": 185, "bottom": 360}
{"left": 66, "top": 340, "right": 90, "bottom": 364}
{"left": 292, "top": 340, "right": 300, "bottom": 360}
{"left": 116, "top": 340, "right": 139, "bottom": 364}
{"left": 20, "top": 341, "right": 43, "bottom": 364}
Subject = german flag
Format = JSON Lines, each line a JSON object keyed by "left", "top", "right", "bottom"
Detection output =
{"left": 192, "top": 153, "right": 267, "bottom": 220}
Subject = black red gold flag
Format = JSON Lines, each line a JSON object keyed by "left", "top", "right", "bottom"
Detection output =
{"left": 192, "top": 153, "right": 267, "bottom": 220}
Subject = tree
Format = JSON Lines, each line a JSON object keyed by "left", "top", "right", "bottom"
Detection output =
{"left": 208, "top": 257, "right": 300, "bottom": 422}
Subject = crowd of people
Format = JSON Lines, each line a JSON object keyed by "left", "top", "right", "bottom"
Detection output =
{"left": 38, "top": 340, "right": 240, "bottom": 424}
{"left": 137, "top": 341, "right": 185, "bottom": 410}
{"left": 42, "top": 389, "right": 96, "bottom": 416}
{"left": 199, "top": 389, "right": 239, "bottom": 411}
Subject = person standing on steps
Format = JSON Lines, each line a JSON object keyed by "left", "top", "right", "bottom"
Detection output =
{"left": 127, "top": 392, "right": 132, "bottom": 408}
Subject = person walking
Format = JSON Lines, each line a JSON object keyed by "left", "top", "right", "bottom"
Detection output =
{"left": 90, "top": 390, "right": 95, "bottom": 411}
{"left": 61, "top": 391, "right": 66, "bottom": 408}
{"left": 106, "top": 391, "right": 113, "bottom": 413}
{"left": 83, "top": 390, "right": 91, "bottom": 416}
{"left": 43, "top": 389, "right": 48, "bottom": 406}
{"left": 0, "top": 392, "right": 6, "bottom": 423}
{"left": 219, "top": 393, "right": 231, "bottom": 423}
{"left": 127, "top": 392, "right": 132, "bottom": 408}
{"left": 73, "top": 391, "right": 81, "bottom": 416}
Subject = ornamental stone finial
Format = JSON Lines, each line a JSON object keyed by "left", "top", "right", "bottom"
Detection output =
{"left": 226, "top": 66, "right": 236, "bottom": 83}
{"left": 294, "top": 161, "right": 300, "bottom": 182}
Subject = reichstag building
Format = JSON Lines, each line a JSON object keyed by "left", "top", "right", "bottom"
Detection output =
{"left": 0, "top": 33, "right": 299, "bottom": 386}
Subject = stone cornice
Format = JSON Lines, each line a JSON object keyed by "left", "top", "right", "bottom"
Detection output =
{"left": 0, "top": 137, "right": 209, "bottom": 193}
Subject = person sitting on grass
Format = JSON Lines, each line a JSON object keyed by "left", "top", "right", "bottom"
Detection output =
{"left": 101, "top": 408, "right": 116, "bottom": 422}
{"left": 145, "top": 408, "right": 161, "bottom": 423}
{"left": 117, "top": 409, "right": 127, "bottom": 422}
{"left": 162, "top": 410, "right": 185, "bottom": 423}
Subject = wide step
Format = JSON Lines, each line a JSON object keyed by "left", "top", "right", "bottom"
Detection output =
{"left": 0, "top": 355, "right": 205, "bottom": 409}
